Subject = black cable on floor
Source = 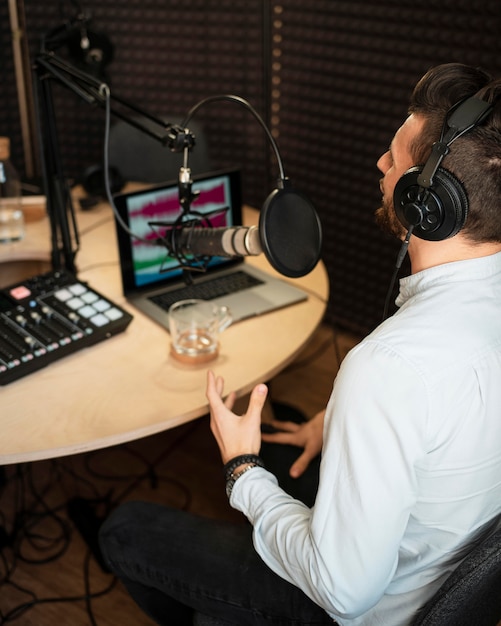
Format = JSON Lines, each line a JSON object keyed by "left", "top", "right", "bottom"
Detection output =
{"left": 0, "top": 419, "right": 202, "bottom": 624}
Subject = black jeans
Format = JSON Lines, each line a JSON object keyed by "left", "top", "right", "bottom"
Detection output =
{"left": 98, "top": 404, "right": 332, "bottom": 625}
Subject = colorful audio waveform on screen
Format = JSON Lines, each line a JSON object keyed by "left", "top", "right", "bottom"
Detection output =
{"left": 126, "top": 176, "right": 233, "bottom": 287}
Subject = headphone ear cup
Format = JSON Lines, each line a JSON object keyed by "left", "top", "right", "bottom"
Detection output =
{"left": 393, "top": 165, "right": 469, "bottom": 241}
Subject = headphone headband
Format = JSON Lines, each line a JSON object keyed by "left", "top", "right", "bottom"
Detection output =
{"left": 417, "top": 97, "right": 493, "bottom": 189}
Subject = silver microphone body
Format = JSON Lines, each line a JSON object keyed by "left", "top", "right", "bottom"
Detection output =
{"left": 175, "top": 224, "right": 263, "bottom": 258}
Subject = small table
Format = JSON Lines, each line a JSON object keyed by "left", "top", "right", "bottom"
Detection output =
{"left": 0, "top": 197, "right": 329, "bottom": 464}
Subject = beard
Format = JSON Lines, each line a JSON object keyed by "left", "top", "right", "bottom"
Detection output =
{"left": 375, "top": 188, "right": 406, "bottom": 240}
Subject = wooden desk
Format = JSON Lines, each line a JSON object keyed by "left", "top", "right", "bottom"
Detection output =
{"left": 0, "top": 198, "right": 329, "bottom": 465}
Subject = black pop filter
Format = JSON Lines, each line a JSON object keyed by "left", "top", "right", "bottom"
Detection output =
{"left": 259, "top": 186, "right": 322, "bottom": 278}
{"left": 180, "top": 94, "right": 323, "bottom": 278}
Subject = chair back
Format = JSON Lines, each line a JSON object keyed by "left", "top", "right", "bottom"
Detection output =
{"left": 412, "top": 523, "right": 501, "bottom": 626}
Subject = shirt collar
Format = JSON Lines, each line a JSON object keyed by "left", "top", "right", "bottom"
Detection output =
{"left": 396, "top": 251, "right": 501, "bottom": 308}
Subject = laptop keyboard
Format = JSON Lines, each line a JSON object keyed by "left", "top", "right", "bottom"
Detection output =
{"left": 149, "top": 270, "right": 264, "bottom": 312}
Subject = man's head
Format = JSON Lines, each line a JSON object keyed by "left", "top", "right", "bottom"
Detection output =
{"left": 377, "top": 63, "right": 501, "bottom": 244}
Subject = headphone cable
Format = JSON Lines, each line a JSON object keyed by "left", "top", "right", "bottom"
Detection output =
{"left": 382, "top": 225, "right": 414, "bottom": 321}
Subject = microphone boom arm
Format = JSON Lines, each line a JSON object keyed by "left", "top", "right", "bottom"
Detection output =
{"left": 32, "top": 50, "right": 196, "bottom": 272}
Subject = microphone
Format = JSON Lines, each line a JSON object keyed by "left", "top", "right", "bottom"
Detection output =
{"left": 160, "top": 182, "right": 322, "bottom": 278}
{"left": 175, "top": 224, "right": 263, "bottom": 258}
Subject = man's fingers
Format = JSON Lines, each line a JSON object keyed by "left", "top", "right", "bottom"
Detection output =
{"left": 269, "top": 419, "right": 301, "bottom": 433}
{"left": 207, "top": 371, "right": 264, "bottom": 417}
{"left": 260, "top": 419, "right": 302, "bottom": 444}
{"left": 248, "top": 383, "right": 268, "bottom": 416}
{"left": 289, "top": 449, "right": 314, "bottom": 478}
{"left": 206, "top": 370, "right": 218, "bottom": 400}
{"left": 207, "top": 371, "right": 230, "bottom": 407}
{"left": 215, "top": 374, "right": 225, "bottom": 397}
{"left": 261, "top": 430, "right": 298, "bottom": 445}
{"left": 224, "top": 390, "right": 237, "bottom": 410}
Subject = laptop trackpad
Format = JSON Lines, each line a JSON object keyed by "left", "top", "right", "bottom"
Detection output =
{"left": 216, "top": 291, "right": 289, "bottom": 321}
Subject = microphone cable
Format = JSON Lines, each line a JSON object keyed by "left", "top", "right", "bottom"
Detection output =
{"left": 100, "top": 83, "right": 153, "bottom": 245}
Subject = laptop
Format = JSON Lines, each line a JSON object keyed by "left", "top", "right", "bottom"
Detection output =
{"left": 112, "top": 168, "right": 308, "bottom": 329}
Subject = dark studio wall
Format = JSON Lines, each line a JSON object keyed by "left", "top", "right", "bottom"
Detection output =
{"left": 14, "top": 0, "right": 270, "bottom": 200}
{"left": 2, "top": 1, "right": 501, "bottom": 335}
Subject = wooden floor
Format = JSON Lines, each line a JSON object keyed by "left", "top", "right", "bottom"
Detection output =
{"left": 0, "top": 323, "right": 359, "bottom": 626}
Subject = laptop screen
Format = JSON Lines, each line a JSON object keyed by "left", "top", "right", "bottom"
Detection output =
{"left": 113, "top": 169, "right": 242, "bottom": 294}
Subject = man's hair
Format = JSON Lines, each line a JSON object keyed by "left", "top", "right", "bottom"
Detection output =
{"left": 408, "top": 62, "right": 501, "bottom": 242}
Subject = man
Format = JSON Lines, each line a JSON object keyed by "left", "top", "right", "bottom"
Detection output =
{"left": 99, "top": 63, "right": 501, "bottom": 625}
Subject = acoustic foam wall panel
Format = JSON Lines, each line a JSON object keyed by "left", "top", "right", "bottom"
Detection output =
{"left": 21, "top": 0, "right": 269, "bottom": 208}
{"left": 270, "top": 0, "right": 501, "bottom": 333}
{"left": 4, "top": 1, "right": 501, "bottom": 334}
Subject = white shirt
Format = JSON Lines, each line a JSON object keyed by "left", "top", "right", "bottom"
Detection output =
{"left": 231, "top": 252, "right": 501, "bottom": 625}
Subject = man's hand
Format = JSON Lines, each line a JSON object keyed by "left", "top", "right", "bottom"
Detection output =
{"left": 206, "top": 370, "right": 268, "bottom": 464}
{"left": 261, "top": 409, "right": 325, "bottom": 478}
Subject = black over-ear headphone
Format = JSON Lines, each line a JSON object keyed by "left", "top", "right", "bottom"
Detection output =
{"left": 393, "top": 96, "right": 493, "bottom": 241}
